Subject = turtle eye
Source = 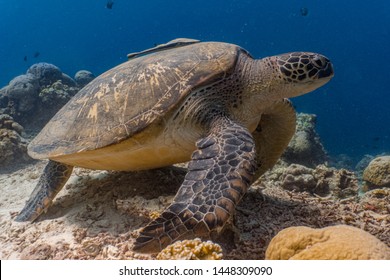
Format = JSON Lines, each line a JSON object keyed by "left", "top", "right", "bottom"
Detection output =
{"left": 313, "top": 57, "right": 323, "bottom": 68}
{"left": 311, "top": 55, "right": 333, "bottom": 78}
{"left": 312, "top": 55, "right": 329, "bottom": 68}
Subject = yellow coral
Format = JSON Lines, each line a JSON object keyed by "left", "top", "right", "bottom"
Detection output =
{"left": 265, "top": 225, "right": 390, "bottom": 260}
{"left": 156, "top": 238, "right": 223, "bottom": 260}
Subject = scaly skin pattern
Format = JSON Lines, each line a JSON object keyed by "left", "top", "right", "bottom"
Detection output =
{"left": 15, "top": 40, "right": 334, "bottom": 254}
{"left": 15, "top": 160, "right": 73, "bottom": 222}
{"left": 133, "top": 116, "right": 257, "bottom": 252}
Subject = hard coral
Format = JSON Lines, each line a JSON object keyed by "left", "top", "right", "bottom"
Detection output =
{"left": 75, "top": 70, "right": 95, "bottom": 88}
{"left": 39, "top": 80, "right": 79, "bottom": 107}
{"left": 156, "top": 238, "right": 223, "bottom": 260}
{"left": 363, "top": 156, "right": 390, "bottom": 189}
{"left": 265, "top": 225, "right": 390, "bottom": 260}
{"left": 0, "top": 114, "right": 30, "bottom": 167}
{"left": 27, "top": 63, "right": 63, "bottom": 86}
{"left": 282, "top": 113, "right": 327, "bottom": 167}
{"left": 280, "top": 164, "right": 358, "bottom": 198}
{"left": 5, "top": 73, "right": 40, "bottom": 112}
{"left": 27, "top": 63, "right": 77, "bottom": 87}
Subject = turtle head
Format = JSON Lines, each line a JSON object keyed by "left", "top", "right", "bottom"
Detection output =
{"left": 273, "top": 52, "right": 334, "bottom": 97}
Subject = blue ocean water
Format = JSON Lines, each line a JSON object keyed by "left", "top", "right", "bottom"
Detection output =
{"left": 0, "top": 0, "right": 389, "bottom": 163}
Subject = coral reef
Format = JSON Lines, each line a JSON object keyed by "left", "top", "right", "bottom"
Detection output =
{"left": 0, "top": 114, "right": 30, "bottom": 168}
{"left": 27, "top": 63, "right": 76, "bottom": 87}
{"left": 39, "top": 80, "right": 79, "bottom": 108}
{"left": 0, "top": 114, "right": 24, "bottom": 134}
{"left": 265, "top": 225, "right": 390, "bottom": 260}
{"left": 156, "top": 238, "right": 223, "bottom": 260}
{"left": 0, "top": 66, "right": 388, "bottom": 260}
{"left": 280, "top": 164, "right": 318, "bottom": 193}
{"left": 0, "top": 64, "right": 94, "bottom": 164}
{"left": 5, "top": 74, "right": 40, "bottom": 113}
{"left": 363, "top": 156, "right": 390, "bottom": 189}
{"left": 74, "top": 70, "right": 95, "bottom": 88}
{"left": 282, "top": 113, "right": 327, "bottom": 168}
{"left": 279, "top": 164, "right": 358, "bottom": 198}
{"left": 0, "top": 63, "right": 94, "bottom": 131}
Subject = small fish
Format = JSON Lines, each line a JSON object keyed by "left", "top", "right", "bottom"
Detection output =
{"left": 23, "top": 56, "right": 27, "bottom": 62}
{"left": 300, "top": 7, "right": 309, "bottom": 16}
{"left": 373, "top": 136, "right": 380, "bottom": 141}
{"left": 106, "top": 0, "right": 114, "bottom": 9}
{"left": 33, "top": 51, "right": 40, "bottom": 58}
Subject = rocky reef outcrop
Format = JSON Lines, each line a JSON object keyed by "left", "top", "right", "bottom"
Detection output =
{"left": 0, "top": 63, "right": 94, "bottom": 131}
{"left": 0, "top": 63, "right": 94, "bottom": 167}
{"left": 27, "top": 63, "right": 76, "bottom": 87}
{"left": 74, "top": 70, "right": 95, "bottom": 88}
{"left": 282, "top": 113, "right": 328, "bottom": 168}
{"left": 0, "top": 114, "right": 31, "bottom": 169}
{"left": 279, "top": 164, "right": 358, "bottom": 198}
{"left": 4, "top": 73, "right": 40, "bottom": 113}
{"left": 265, "top": 163, "right": 358, "bottom": 198}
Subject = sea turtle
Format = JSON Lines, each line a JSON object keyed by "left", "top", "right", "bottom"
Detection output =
{"left": 16, "top": 39, "right": 334, "bottom": 253}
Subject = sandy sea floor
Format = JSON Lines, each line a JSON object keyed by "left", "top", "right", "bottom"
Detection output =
{"left": 0, "top": 160, "right": 389, "bottom": 259}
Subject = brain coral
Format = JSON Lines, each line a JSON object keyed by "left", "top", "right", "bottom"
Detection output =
{"left": 265, "top": 225, "right": 390, "bottom": 260}
{"left": 363, "top": 156, "right": 390, "bottom": 189}
{"left": 156, "top": 238, "right": 223, "bottom": 260}
{"left": 5, "top": 74, "right": 40, "bottom": 112}
{"left": 27, "top": 63, "right": 63, "bottom": 86}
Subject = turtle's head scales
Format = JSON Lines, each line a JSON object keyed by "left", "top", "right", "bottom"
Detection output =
{"left": 274, "top": 52, "right": 334, "bottom": 97}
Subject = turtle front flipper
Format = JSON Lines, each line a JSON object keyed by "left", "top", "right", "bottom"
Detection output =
{"left": 133, "top": 117, "right": 257, "bottom": 253}
{"left": 252, "top": 99, "right": 296, "bottom": 178}
{"left": 15, "top": 160, "right": 73, "bottom": 222}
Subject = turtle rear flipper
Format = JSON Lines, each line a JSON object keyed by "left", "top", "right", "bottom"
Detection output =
{"left": 15, "top": 160, "right": 73, "bottom": 222}
{"left": 133, "top": 117, "right": 257, "bottom": 253}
